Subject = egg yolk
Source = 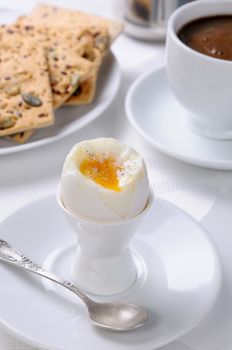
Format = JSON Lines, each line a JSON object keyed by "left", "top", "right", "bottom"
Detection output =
{"left": 80, "top": 156, "right": 122, "bottom": 192}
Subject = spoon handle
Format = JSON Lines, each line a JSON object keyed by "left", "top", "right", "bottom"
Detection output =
{"left": 0, "top": 239, "right": 91, "bottom": 305}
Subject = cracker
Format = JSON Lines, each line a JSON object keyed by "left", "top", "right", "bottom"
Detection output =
{"left": 41, "top": 26, "right": 104, "bottom": 105}
{"left": 39, "top": 26, "right": 102, "bottom": 106}
{"left": 18, "top": 3, "right": 123, "bottom": 44}
{"left": 6, "top": 129, "right": 34, "bottom": 143}
{"left": 65, "top": 64, "right": 99, "bottom": 105}
{"left": 0, "top": 24, "right": 96, "bottom": 108}
{"left": 16, "top": 4, "right": 123, "bottom": 106}
{"left": 0, "top": 45, "right": 54, "bottom": 137}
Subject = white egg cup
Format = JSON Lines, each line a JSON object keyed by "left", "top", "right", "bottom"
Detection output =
{"left": 57, "top": 186, "right": 153, "bottom": 296}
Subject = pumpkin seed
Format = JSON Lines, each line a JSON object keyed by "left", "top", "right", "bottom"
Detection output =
{"left": 83, "top": 48, "right": 96, "bottom": 61}
{"left": 81, "top": 34, "right": 93, "bottom": 46}
{"left": 94, "top": 35, "right": 110, "bottom": 51}
{"left": 0, "top": 116, "right": 17, "bottom": 129}
{"left": 50, "top": 75, "right": 59, "bottom": 86}
{"left": 71, "top": 74, "right": 81, "bottom": 87}
{"left": 4, "top": 83, "right": 20, "bottom": 96}
{"left": 22, "top": 93, "right": 42, "bottom": 107}
{"left": 18, "top": 70, "right": 28, "bottom": 76}
{"left": 18, "top": 71, "right": 32, "bottom": 82}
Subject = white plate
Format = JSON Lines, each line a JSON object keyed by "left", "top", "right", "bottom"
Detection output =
{"left": 0, "top": 195, "right": 221, "bottom": 350}
{"left": 126, "top": 66, "right": 232, "bottom": 170}
{"left": 0, "top": 51, "right": 121, "bottom": 155}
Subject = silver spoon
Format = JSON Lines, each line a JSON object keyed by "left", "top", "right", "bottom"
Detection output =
{"left": 0, "top": 239, "right": 148, "bottom": 331}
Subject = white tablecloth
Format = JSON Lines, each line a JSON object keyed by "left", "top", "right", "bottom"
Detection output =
{"left": 0, "top": 1, "right": 232, "bottom": 349}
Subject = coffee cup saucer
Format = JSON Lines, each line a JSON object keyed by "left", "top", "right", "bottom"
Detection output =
{"left": 0, "top": 194, "right": 221, "bottom": 350}
{"left": 126, "top": 65, "right": 232, "bottom": 170}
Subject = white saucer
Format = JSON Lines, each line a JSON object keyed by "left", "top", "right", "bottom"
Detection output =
{"left": 126, "top": 66, "right": 232, "bottom": 170}
{"left": 0, "top": 195, "right": 221, "bottom": 350}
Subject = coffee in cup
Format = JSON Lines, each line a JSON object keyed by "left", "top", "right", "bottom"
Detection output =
{"left": 178, "top": 15, "right": 232, "bottom": 61}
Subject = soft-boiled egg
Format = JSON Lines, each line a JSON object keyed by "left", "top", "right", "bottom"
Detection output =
{"left": 60, "top": 138, "right": 149, "bottom": 221}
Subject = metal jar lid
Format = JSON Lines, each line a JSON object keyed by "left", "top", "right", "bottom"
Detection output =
{"left": 123, "top": 0, "right": 196, "bottom": 41}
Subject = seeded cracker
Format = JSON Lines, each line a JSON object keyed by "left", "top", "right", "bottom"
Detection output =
{"left": 42, "top": 25, "right": 101, "bottom": 106}
{"left": 17, "top": 3, "right": 123, "bottom": 44}
{"left": 0, "top": 45, "right": 54, "bottom": 137}
{"left": 18, "top": 22, "right": 103, "bottom": 105}
{"left": 14, "top": 22, "right": 106, "bottom": 106}
{"left": 7, "top": 130, "right": 35, "bottom": 143}
{"left": 17, "top": 3, "right": 123, "bottom": 105}
{"left": 0, "top": 24, "right": 96, "bottom": 109}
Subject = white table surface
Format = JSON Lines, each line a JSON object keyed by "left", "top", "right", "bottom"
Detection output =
{"left": 0, "top": 1, "right": 232, "bottom": 349}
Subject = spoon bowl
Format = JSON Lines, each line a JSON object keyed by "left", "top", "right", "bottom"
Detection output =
{"left": 89, "top": 302, "right": 148, "bottom": 331}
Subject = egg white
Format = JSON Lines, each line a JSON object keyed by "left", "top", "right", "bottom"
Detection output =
{"left": 60, "top": 138, "right": 149, "bottom": 221}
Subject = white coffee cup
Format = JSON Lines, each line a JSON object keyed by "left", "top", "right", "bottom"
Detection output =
{"left": 166, "top": 1, "right": 232, "bottom": 140}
